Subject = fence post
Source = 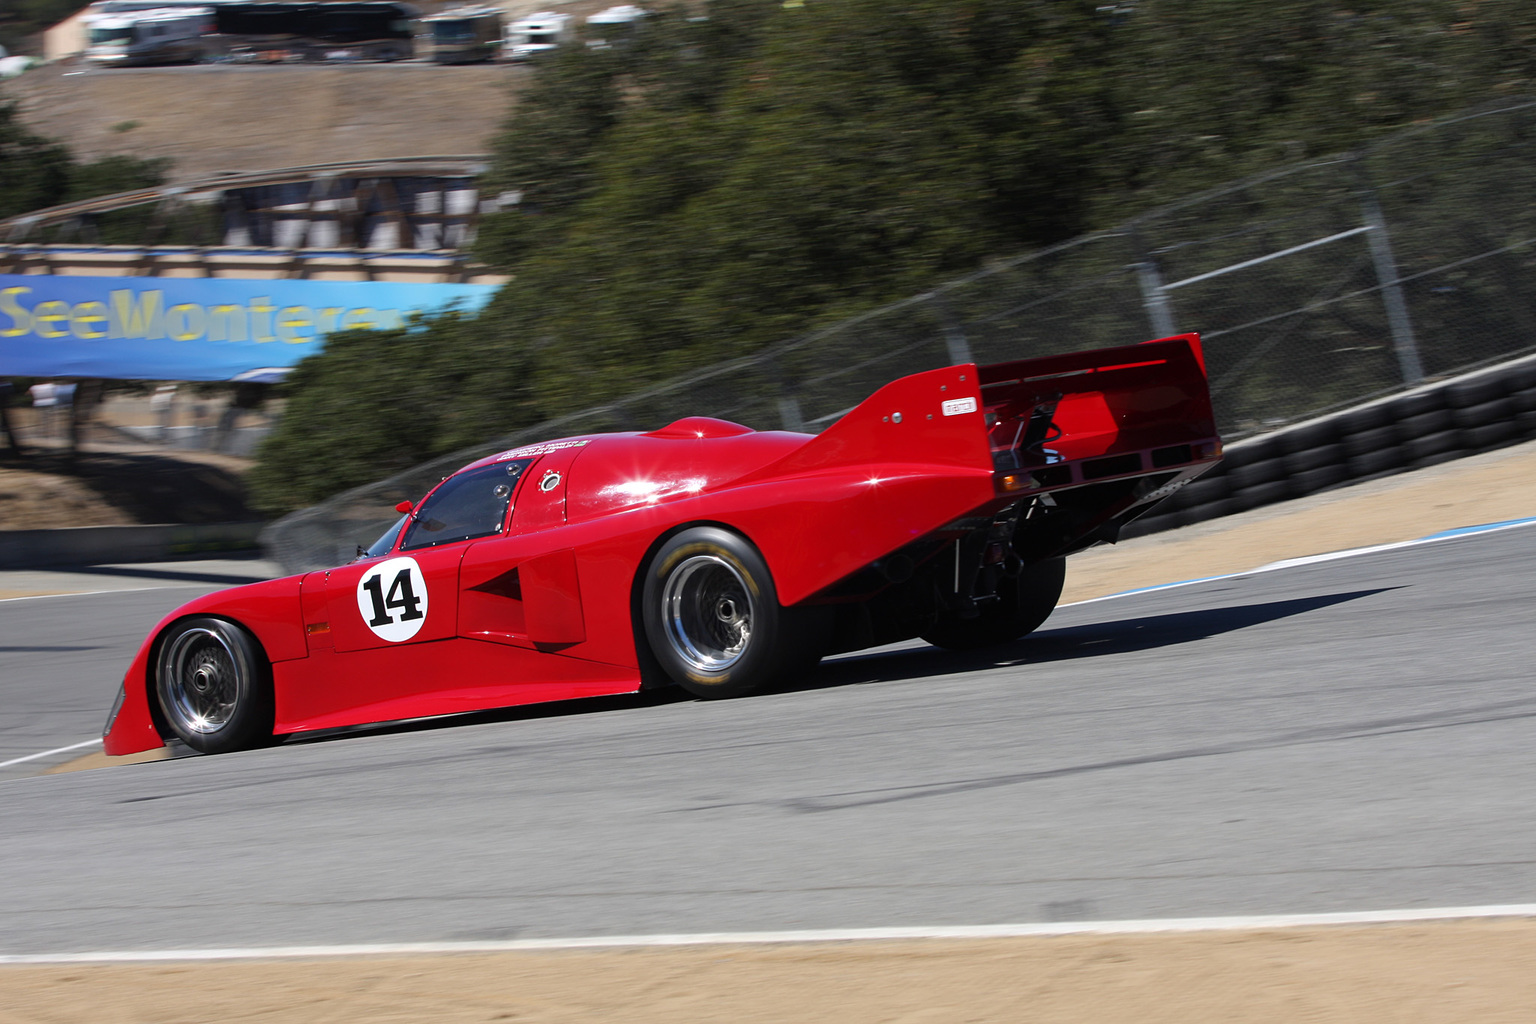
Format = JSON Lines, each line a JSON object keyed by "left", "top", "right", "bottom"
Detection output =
{"left": 1358, "top": 185, "right": 1425, "bottom": 384}
{"left": 928, "top": 293, "right": 974, "bottom": 365}
{"left": 777, "top": 396, "right": 805, "bottom": 432}
{"left": 1135, "top": 258, "right": 1178, "bottom": 339}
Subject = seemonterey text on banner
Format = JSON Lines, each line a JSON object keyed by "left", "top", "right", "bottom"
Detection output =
{"left": 0, "top": 275, "right": 496, "bottom": 381}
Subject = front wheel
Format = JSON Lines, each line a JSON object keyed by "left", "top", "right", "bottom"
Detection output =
{"left": 641, "top": 527, "right": 823, "bottom": 699}
{"left": 155, "top": 617, "right": 274, "bottom": 754}
{"left": 921, "top": 556, "right": 1065, "bottom": 651}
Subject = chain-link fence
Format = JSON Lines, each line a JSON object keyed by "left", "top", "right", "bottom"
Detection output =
{"left": 266, "top": 98, "right": 1536, "bottom": 572}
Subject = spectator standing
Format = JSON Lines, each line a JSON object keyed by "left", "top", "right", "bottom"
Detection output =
{"left": 151, "top": 384, "right": 178, "bottom": 443}
{"left": 0, "top": 381, "right": 22, "bottom": 457}
{"left": 29, "top": 381, "right": 57, "bottom": 440}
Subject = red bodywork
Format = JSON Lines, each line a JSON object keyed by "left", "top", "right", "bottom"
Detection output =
{"left": 104, "top": 335, "right": 1221, "bottom": 755}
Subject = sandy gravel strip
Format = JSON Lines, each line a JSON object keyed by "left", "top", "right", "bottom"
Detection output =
{"left": 5, "top": 920, "right": 1536, "bottom": 1023}
{"left": 1065, "top": 514, "right": 1536, "bottom": 607}
{"left": 1061, "top": 437, "right": 1536, "bottom": 603}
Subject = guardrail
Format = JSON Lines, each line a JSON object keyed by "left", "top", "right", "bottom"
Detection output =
{"left": 0, "top": 522, "right": 264, "bottom": 570}
{"left": 1125, "top": 351, "right": 1536, "bottom": 538}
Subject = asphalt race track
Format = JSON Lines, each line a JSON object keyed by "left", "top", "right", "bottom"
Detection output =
{"left": 1, "top": 528, "right": 1533, "bottom": 955}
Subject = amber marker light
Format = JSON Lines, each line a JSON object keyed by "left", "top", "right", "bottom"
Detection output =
{"left": 996, "top": 473, "right": 1030, "bottom": 492}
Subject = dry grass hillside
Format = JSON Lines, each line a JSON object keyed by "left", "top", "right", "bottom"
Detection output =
{"left": 3, "top": 61, "right": 524, "bottom": 181}
{"left": 0, "top": 0, "right": 624, "bottom": 183}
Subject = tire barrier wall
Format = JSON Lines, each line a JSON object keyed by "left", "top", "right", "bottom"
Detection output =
{"left": 1123, "top": 350, "right": 1536, "bottom": 540}
{"left": 0, "top": 521, "right": 264, "bottom": 570}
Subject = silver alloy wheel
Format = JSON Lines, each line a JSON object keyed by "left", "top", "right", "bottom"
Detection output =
{"left": 159, "top": 626, "right": 243, "bottom": 735}
{"left": 661, "top": 554, "right": 756, "bottom": 673}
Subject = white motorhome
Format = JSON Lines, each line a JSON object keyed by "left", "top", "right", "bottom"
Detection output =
{"left": 584, "top": 5, "right": 645, "bottom": 49}
{"left": 84, "top": 5, "right": 214, "bottom": 65}
{"left": 503, "top": 10, "right": 572, "bottom": 62}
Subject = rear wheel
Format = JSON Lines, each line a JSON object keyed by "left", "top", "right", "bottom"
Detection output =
{"left": 155, "top": 617, "right": 274, "bottom": 754}
{"left": 921, "top": 556, "right": 1065, "bottom": 651}
{"left": 642, "top": 527, "right": 824, "bottom": 699}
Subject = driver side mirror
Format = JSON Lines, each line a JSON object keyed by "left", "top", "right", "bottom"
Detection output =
{"left": 395, "top": 500, "right": 415, "bottom": 514}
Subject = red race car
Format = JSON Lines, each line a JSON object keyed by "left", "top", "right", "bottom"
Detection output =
{"left": 104, "top": 335, "right": 1221, "bottom": 756}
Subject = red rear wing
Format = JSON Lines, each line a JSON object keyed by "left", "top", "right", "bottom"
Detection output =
{"left": 982, "top": 334, "right": 1219, "bottom": 489}
{"left": 755, "top": 333, "right": 1218, "bottom": 492}
{"left": 740, "top": 333, "right": 1223, "bottom": 604}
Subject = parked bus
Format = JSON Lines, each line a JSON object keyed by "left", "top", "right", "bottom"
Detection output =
{"left": 422, "top": 5, "right": 501, "bottom": 64}
{"left": 212, "top": 2, "right": 418, "bottom": 62}
{"left": 81, "top": 1, "right": 419, "bottom": 64}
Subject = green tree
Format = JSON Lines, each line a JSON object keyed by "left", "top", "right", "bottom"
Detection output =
{"left": 248, "top": 308, "right": 540, "bottom": 515}
{"left": 2, "top": 101, "right": 171, "bottom": 222}
{"left": 256, "top": 0, "right": 1536, "bottom": 513}
{"left": 0, "top": 101, "right": 71, "bottom": 219}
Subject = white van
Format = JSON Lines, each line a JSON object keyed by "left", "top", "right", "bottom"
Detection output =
{"left": 584, "top": 5, "right": 645, "bottom": 49}
{"left": 503, "top": 11, "right": 572, "bottom": 62}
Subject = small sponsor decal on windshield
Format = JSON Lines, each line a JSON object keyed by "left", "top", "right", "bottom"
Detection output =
{"left": 496, "top": 438, "right": 591, "bottom": 461}
{"left": 942, "top": 397, "right": 978, "bottom": 417}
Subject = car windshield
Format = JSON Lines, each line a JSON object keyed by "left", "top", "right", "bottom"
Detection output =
{"left": 432, "top": 21, "right": 474, "bottom": 40}
{"left": 400, "top": 458, "right": 532, "bottom": 551}
{"left": 362, "top": 514, "right": 408, "bottom": 558}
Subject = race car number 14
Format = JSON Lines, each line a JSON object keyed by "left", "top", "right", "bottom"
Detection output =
{"left": 356, "top": 556, "right": 429, "bottom": 642}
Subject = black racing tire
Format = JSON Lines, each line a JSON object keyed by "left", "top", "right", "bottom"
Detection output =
{"left": 641, "top": 526, "right": 821, "bottom": 699}
{"left": 921, "top": 556, "right": 1065, "bottom": 652}
{"left": 154, "top": 617, "right": 274, "bottom": 754}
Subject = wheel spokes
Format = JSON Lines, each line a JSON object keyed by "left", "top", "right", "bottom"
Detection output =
{"left": 164, "top": 629, "right": 241, "bottom": 734}
{"left": 664, "top": 555, "right": 755, "bottom": 672}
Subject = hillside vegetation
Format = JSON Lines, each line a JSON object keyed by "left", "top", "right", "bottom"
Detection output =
{"left": 1, "top": 102, "right": 167, "bottom": 221}
{"left": 249, "top": 0, "right": 1536, "bottom": 515}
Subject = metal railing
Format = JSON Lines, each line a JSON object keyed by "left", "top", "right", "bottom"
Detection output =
{"left": 265, "top": 98, "right": 1536, "bottom": 572}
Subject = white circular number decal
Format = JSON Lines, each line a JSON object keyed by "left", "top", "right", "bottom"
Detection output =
{"left": 356, "top": 556, "right": 429, "bottom": 642}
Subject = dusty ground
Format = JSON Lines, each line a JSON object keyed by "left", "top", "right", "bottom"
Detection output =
{"left": 6, "top": 441, "right": 1536, "bottom": 1019}
{"left": 0, "top": 398, "right": 259, "bottom": 530}
{"left": 5, "top": 920, "right": 1536, "bottom": 1023}
{"left": 0, "top": 448, "right": 254, "bottom": 530}
{"left": 0, "top": 0, "right": 629, "bottom": 183}
{"left": 1060, "top": 437, "right": 1536, "bottom": 604}
{"left": 2, "top": 61, "right": 522, "bottom": 182}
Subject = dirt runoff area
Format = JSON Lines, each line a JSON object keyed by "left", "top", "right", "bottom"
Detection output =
{"left": 7, "top": 441, "right": 1536, "bottom": 1022}
{"left": 5, "top": 920, "right": 1536, "bottom": 1023}
{"left": 1060, "top": 437, "right": 1536, "bottom": 604}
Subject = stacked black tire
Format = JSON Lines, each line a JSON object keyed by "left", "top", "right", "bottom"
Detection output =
{"left": 1125, "top": 353, "right": 1536, "bottom": 539}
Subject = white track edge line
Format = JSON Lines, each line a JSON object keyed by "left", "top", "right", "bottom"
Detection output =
{"left": 5, "top": 904, "right": 1536, "bottom": 964}
{"left": 0, "top": 738, "right": 99, "bottom": 770}
{"left": 1062, "top": 515, "right": 1536, "bottom": 608}
{"left": 0, "top": 583, "right": 214, "bottom": 604}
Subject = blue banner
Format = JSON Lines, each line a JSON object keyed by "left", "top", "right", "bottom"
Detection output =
{"left": 0, "top": 275, "right": 496, "bottom": 381}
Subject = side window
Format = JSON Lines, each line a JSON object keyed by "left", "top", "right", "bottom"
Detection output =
{"left": 400, "top": 458, "right": 532, "bottom": 551}
{"left": 363, "top": 514, "right": 408, "bottom": 559}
